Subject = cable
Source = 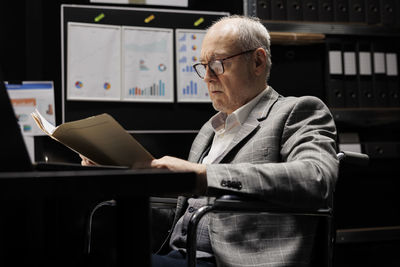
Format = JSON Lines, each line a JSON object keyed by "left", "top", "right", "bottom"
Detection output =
{"left": 85, "top": 199, "right": 117, "bottom": 254}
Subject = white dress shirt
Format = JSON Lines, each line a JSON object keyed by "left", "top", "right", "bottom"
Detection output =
{"left": 202, "top": 86, "right": 269, "bottom": 164}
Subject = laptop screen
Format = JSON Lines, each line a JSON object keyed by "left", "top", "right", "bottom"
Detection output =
{"left": 0, "top": 67, "right": 33, "bottom": 171}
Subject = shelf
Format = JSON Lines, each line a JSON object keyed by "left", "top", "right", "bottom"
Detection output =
{"left": 331, "top": 108, "right": 400, "bottom": 126}
{"left": 336, "top": 226, "right": 400, "bottom": 244}
{"left": 270, "top": 31, "right": 325, "bottom": 44}
{"left": 261, "top": 21, "right": 400, "bottom": 37}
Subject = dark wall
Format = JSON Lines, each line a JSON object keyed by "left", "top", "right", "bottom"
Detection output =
{"left": 0, "top": 0, "right": 89, "bottom": 125}
{"left": 0, "top": 1, "right": 28, "bottom": 80}
{"left": 0, "top": 0, "right": 243, "bottom": 126}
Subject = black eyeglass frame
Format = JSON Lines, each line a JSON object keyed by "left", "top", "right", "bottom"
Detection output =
{"left": 193, "top": 49, "right": 257, "bottom": 79}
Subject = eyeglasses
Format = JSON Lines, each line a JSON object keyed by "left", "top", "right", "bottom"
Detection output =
{"left": 193, "top": 49, "right": 256, "bottom": 79}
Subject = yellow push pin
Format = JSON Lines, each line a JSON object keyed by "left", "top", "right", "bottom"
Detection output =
{"left": 194, "top": 17, "right": 204, "bottom": 27}
{"left": 94, "top": 13, "right": 105, "bottom": 22}
{"left": 145, "top": 14, "right": 155, "bottom": 23}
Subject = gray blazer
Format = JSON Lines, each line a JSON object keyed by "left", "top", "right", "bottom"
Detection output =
{"left": 175, "top": 87, "right": 339, "bottom": 267}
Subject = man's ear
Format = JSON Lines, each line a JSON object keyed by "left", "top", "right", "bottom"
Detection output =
{"left": 254, "top": 48, "right": 267, "bottom": 76}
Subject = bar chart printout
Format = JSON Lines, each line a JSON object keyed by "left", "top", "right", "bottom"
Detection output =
{"left": 123, "top": 26, "right": 174, "bottom": 102}
{"left": 67, "top": 22, "right": 121, "bottom": 101}
{"left": 176, "top": 29, "right": 210, "bottom": 102}
{"left": 128, "top": 80, "right": 166, "bottom": 96}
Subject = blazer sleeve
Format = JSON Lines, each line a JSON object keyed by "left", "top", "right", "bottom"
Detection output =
{"left": 205, "top": 96, "right": 339, "bottom": 209}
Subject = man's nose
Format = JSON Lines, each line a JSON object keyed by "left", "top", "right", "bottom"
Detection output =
{"left": 203, "top": 66, "right": 216, "bottom": 82}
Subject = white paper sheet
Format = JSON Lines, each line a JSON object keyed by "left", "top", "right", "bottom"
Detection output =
{"left": 122, "top": 26, "right": 174, "bottom": 102}
{"left": 67, "top": 22, "right": 122, "bottom": 101}
{"left": 359, "top": 52, "right": 372, "bottom": 75}
{"left": 373, "top": 52, "right": 386, "bottom": 74}
{"left": 328, "top": 51, "right": 342, "bottom": 75}
{"left": 386, "top": 53, "right": 398, "bottom": 76}
{"left": 90, "top": 0, "right": 188, "bottom": 7}
{"left": 344, "top": 52, "right": 357, "bottom": 76}
{"left": 176, "top": 29, "right": 210, "bottom": 103}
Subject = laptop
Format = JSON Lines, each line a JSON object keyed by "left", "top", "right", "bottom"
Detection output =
{"left": 0, "top": 68, "right": 127, "bottom": 172}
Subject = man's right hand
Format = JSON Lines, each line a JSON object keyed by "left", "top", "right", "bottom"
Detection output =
{"left": 79, "top": 154, "right": 96, "bottom": 166}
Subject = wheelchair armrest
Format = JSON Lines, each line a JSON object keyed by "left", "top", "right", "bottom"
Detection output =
{"left": 337, "top": 151, "right": 369, "bottom": 166}
{"left": 212, "top": 195, "right": 332, "bottom": 215}
{"left": 186, "top": 195, "right": 332, "bottom": 267}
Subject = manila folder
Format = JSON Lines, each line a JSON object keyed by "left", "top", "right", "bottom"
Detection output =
{"left": 51, "top": 114, "right": 153, "bottom": 168}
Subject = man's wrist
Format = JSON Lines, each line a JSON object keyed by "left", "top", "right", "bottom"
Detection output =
{"left": 194, "top": 164, "right": 207, "bottom": 195}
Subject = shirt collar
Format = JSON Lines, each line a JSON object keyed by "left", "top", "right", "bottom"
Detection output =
{"left": 209, "top": 86, "right": 269, "bottom": 133}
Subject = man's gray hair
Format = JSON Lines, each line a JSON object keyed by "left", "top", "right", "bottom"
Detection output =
{"left": 210, "top": 15, "right": 272, "bottom": 80}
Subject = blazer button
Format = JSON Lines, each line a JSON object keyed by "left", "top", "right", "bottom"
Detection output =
{"left": 188, "top": 207, "right": 195, "bottom": 213}
{"left": 237, "top": 182, "right": 242, "bottom": 190}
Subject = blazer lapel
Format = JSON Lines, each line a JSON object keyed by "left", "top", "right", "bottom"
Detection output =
{"left": 188, "top": 121, "right": 215, "bottom": 163}
{"left": 213, "top": 87, "right": 280, "bottom": 164}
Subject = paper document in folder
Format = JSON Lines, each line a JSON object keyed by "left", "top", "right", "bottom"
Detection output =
{"left": 31, "top": 110, "right": 154, "bottom": 168}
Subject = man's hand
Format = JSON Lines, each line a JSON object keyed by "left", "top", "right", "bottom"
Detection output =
{"left": 151, "top": 156, "right": 207, "bottom": 195}
{"left": 79, "top": 154, "right": 96, "bottom": 166}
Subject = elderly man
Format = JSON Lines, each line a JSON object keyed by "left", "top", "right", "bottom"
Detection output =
{"left": 81, "top": 15, "right": 338, "bottom": 267}
{"left": 149, "top": 15, "right": 338, "bottom": 267}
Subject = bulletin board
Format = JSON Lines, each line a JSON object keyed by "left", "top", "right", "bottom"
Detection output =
{"left": 61, "top": 4, "right": 228, "bottom": 130}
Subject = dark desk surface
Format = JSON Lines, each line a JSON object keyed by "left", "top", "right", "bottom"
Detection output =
{"left": 0, "top": 169, "right": 196, "bottom": 266}
{"left": 0, "top": 168, "right": 197, "bottom": 197}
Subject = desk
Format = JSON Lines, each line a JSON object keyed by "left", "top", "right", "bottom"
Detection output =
{"left": 0, "top": 169, "right": 196, "bottom": 267}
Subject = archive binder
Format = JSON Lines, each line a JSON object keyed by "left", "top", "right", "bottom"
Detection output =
{"left": 357, "top": 42, "right": 375, "bottom": 107}
{"left": 349, "top": 0, "right": 366, "bottom": 23}
{"left": 326, "top": 41, "right": 345, "bottom": 107}
{"left": 380, "top": 0, "right": 396, "bottom": 26}
{"left": 397, "top": 1, "right": 400, "bottom": 28}
{"left": 287, "top": 0, "right": 303, "bottom": 20}
{"left": 271, "top": 0, "right": 287, "bottom": 20}
{"left": 318, "top": 0, "right": 334, "bottom": 22}
{"left": 343, "top": 42, "right": 359, "bottom": 107}
{"left": 302, "top": 0, "right": 319, "bottom": 21}
{"left": 366, "top": 0, "right": 380, "bottom": 25}
{"left": 372, "top": 42, "right": 388, "bottom": 107}
{"left": 385, "top": 51, "right": 400, "bottom": 107}
{"left": 333, "top": 0, "right": 349, "bottom": 22}
{"left": 257, "top": 0, "right": 272, "bottom": 20}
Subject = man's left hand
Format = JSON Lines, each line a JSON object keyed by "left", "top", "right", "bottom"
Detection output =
{"left": 151, "top": 156, "right": 207, "bottom": 195}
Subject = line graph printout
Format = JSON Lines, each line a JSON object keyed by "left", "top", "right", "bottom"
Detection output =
{"left": 176, "top": 29, "right": 210, "bottom": 103}
{"left": 122, "top": 26, "right": 173, "bottom": 102}
{"left": 67, "top": 22, "right": 121, "bottom": 101}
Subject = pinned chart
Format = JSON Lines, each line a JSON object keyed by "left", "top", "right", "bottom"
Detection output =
{"left": 122, "top": 26, "right": 174, "bottom": 102}
{"left": 67, "top": 23, "right": 121, "bottom": 101}
{"left": 176, "top": 29, "right": 210, "bottom": 102}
